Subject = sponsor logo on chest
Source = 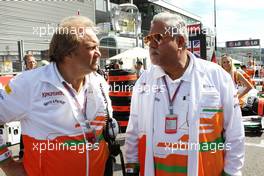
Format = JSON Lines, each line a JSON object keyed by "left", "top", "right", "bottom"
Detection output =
{"left": 42, "top": 91, "right": 64, "bottom": 98}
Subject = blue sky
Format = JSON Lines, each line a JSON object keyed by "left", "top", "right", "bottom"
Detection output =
{"left": 165, "top": 0, "right": 264, "bottom": 47}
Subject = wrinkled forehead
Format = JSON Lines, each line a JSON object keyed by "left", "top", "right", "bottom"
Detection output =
{"left": 82, "top": 28, "right": 99, "bottom": 44}
{"left": 69, "top": 26, "right": 99, "bottom": 44}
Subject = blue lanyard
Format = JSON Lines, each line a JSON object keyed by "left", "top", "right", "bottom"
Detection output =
{"left": 162, "top": 76, "right": 183, "bottom": 115}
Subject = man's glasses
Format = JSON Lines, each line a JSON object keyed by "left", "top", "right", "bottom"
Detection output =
{"left": 143, "top": 33, "right": 171, "bottom": 46}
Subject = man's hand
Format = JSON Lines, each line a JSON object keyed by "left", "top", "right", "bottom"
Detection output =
{"left": 1, "top": 158, "right": 26, "bottom": 176}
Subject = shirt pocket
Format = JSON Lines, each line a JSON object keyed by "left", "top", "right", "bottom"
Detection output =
{"left": 200, "top": 91, "right": 221, "bottom": 107}
{"left": 199, "top": 91, "right": 223, "bottom": 119}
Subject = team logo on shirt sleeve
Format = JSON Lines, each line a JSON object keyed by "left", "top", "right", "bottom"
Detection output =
{"left": 4, "top": 84, "right": 12, "bottom": 95}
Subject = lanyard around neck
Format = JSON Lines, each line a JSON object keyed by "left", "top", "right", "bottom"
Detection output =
{"left": 162, "top": 76, "right": 183, "bottom": 114}
{"left": 62, "top": 81, "right": 88, "bottom": 120}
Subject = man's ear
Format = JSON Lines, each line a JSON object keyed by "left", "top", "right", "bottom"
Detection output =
{"left": 64, "top": 52, "right": 75, "bottom": 60}
{"left": 177, "top": 35, "right": 185, "bottom": 49}
{"left": 68, "top": 50, "right": 78, "bottom": 59}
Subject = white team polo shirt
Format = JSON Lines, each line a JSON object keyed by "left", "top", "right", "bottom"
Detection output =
{"left": 153, "top": 57, "right": 194, "bottom": 156}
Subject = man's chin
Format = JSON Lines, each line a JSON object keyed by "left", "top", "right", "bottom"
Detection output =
{"left": 83, "top": 67, "right": 96, "bottom": 74}
{"left": 91, "top": 66, "right": 98, "bottom": 72}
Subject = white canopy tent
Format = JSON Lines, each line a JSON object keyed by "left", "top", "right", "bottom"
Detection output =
{"left": 232, "top": 59, "right": 242, "bottom": 65}
{"left": 108, "top": 47, "right": 151, "bottom": 69}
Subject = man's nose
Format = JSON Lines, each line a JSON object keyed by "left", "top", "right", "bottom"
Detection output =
{"left": 95, "top": 48, "right": 101, "bottom": 58}
{"left": 149, "top": 39, "right": 159, "bottom": 49}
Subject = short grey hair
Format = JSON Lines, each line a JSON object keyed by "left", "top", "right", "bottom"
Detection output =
{"left": 151, "top": 12, "right": 189, "bottom": 47}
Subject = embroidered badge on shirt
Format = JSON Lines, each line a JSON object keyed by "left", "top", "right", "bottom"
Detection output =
{"left": 4, "top": 84, "right": 12, "bottom": 95}
{"left": 43, "top": 99, "right": 66, "bottom": 106}
{"left": 42, "top": 91, "right": 64, "bottom": 98}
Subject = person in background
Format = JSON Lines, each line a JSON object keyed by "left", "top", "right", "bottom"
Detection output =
{"left": 113, "top": 62, "right": 120, "bottom": 69}
{"left": 247, "top": 60, "right": 255, "bottom": 78}
{"left": 0, "top": 15, "right": 112, "bottom": 176}
{"left": 23, "top": 54, "right": 37, "bottom": 70}
{"left": 241, "top": 65, "right": 247, "bottom": 73}
{"left": 125, "top": 12, "right": 244, "bottom": 176}
{"left": 240, "top": 65, "right": 255, "bottom": 86}
{"left": 221, "top": 56, "right": 254, "bottom": 105}
{"left": 134, "top": 60, "right": 144, "bottom": 78}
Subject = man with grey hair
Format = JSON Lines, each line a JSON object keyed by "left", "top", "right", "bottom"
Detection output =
{"left": 0, "top": 16, "right": 112, "bottom": 176}
{"left": 125, "top": 12, "right": 244, "bottom": 176}
{"left": 23, "top": 54, "right": 37, "bottom": 70}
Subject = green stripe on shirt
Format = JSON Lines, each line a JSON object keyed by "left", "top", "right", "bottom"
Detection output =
{"left": 155, "top": 163, "right": 187, "bottom": 173}
{"left": 202, "top": 109, "right": 223, "bottom": 112}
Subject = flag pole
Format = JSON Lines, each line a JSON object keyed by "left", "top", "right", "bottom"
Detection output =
{"left": 214, "top": 0, "right": 217, "bottom": 51}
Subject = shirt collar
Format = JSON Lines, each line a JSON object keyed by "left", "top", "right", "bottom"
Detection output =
{"left": 53, "top": 63, "right": 89, "bottom": 90}
{"left": 54, "top": 63, "right": 65, "bottom": 83}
